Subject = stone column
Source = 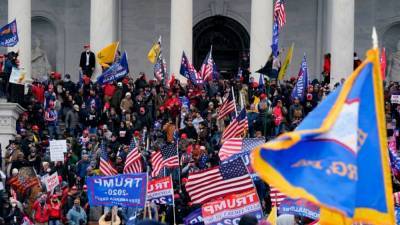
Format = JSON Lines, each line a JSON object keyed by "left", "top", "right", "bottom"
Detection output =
{"left": 326, "top": 0, "right": 354, "bottom": 85}
{"left": 0, "top": 101, "right": 25, "bottom": 171}
{"left": 90, "top": 0, "right": 118, "bottom": 80}
{"left": 8, "top": 0, "right": 31, "bottom": 82}
{"left": 170, "top": 0, "right": 193, "bottom": 81}
{"left": 250, "top": 0, "right": 273, "bottom": 79}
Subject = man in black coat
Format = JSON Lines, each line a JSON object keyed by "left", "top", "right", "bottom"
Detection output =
{"left": 79, "top": 44, "right": 95, "bottom": 77}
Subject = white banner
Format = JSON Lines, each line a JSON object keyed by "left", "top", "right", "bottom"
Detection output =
{"left": 391, "top": 95, "right": 400, "bottom": 104}
{"left": 44, "top": 172, "right": 59, "bottom": 192}
{"left": 50, "top": 140, "right": 67, "bottom": 162}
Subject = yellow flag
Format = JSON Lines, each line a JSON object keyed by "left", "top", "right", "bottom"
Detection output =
{"left": 147, "top": 42, "right": 161, "bottom": 64}
{"left": 97, "top": 42, "right": 119, "bottom": 67}
{"left": 277, "top": 43, "right": 294, "bottom": 80}
{"left": 267, "top": 206, "right": 277, "bottom": 225}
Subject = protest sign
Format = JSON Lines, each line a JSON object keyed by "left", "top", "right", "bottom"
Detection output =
{"left": 147, "top": 176, "right": 174, "bottom": 205}
{"left": 50, "top": 140, "right": 67, "bottom": 162}
{"left": 202, "top": 189, "right": 263, "bottom": 225}
{"left": 87, "top": 173, "right": 147, "bottom": 207}
{"left": 97, "top": 51, "right": 129, "bottom": 85}
{"left": 44, "top": 172, "right": 59, "bottom": 192}
{"left": 392, "top": 95, "right": 400, "bottom": 104}
{"left": 184, "top": 208, "right": 204, "bottom": 225}
{"left": 278, "top": 198, "right": 320, "bottom": 220}
{"left": 9, "top": 67, "right": 26, "bottom": 85}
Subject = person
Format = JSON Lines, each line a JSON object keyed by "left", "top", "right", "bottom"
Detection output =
{"left": 5, "top": 198, "right": 23, "bottom": 225}
{"left": 32, "top": 195, "right": 50, "bottom": 225}
{"left": 79, "top": 44, "right": 96, "bottom": 77}
{"left": 45, "top": 101, "right": 58, "bottom": 139}
{"left": 322, "top": 53, "right": 331, "bottom": 84}
{"left": 98, "top": 208, "right": 121, "bottom": 225}
{"left": 66, "top": 198, "right": 87, "bottom": 225}
{"left": 66, "top": 104, "right": 80, "bottom": 136}
{"left": 48, "top": 195, "right": 62, "bottom": 225}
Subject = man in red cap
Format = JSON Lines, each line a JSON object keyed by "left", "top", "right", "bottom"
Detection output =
{"left": 79, "top": 44, "right": 95, "bottom": 77}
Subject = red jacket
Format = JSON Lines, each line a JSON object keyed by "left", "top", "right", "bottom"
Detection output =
{"left": 32, "top": 200, "right": 50, "bottom": 223}
{"left": 32, "top": 84, "right": 45, "bottom": 103}
{"left": 48, "top": 202, "right": 61, "bottom": 219}
{"left": 103, "top": 83, "right": 116, "bottom": 97}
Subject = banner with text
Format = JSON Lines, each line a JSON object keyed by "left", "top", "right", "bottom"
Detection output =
{"left": 202, "top": 189, "right": 263, "bottom": 225}
{"left": 184, "top": 208, "right": 204, "bottom": 225}
{"left": 49, "top": 140, "right": 67, "bottom": 162}
{"left": 87, "top": 173, "right": 147, "bottom": 207}
{"left": 44, "top": 172, "right": 59, "bottom": 192}
{"left": 0, "top": 20, "right": 18, "bottom": 47}
{"left": 147, "top": 176, "right": 174, "bottom": 205}
{"left": 278, "top": 198, "right": 320, "bottom": 220}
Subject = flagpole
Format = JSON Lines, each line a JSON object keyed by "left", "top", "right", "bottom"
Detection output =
{"left": 231, "top": 87, "right": 238, "bottom": 117}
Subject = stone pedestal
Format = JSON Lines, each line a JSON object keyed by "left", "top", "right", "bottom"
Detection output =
{"left": 0, "top": 101, "right": 25, "bottom": 169}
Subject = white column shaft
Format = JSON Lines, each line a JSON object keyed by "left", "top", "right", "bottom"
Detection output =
{"left": 8, "top": 0, "right": 31, "bottom": 81}
{"left": 170, "top": 0, "right": 193, "bottom": 81}
{"left": 327, "top": 0, "right": 354, "bottom": 85}
{"left": 90, "top": 0, "right": 118, "bottom": 79}
{"left": 250, "top": 0, "right": 273, "bottom": 77}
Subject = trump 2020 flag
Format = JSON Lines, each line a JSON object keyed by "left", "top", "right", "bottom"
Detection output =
{"left": 291, "top": 54, "right": 308, "bottom": 101}
{"left": 251, "top": 48, "right": 395, "bottom": 225}
{"left": 97, "top": 51, "right": 129, "bottom": 85}
{"left": 0, "top": 20, "right": 18, "bottom": 47}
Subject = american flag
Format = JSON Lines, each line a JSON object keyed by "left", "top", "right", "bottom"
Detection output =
{"left": 274, "top": 0, "right": 286, "bottom": 29}
{"left": 151, "top": 151, "right": 164, "bottom": 177}
{"left": 100, "top": 141, "right": 118, "bottom": 176}
{"left": 186, "top": 157, "right": 254, "bottom": 204}
{"left": 199, "top": 47, "right": 215, "bottom": 82}
{"left": 270, "top": 186, "right": 286, "bottom": 206}
{"left": 219, "top": 137, "right": 265, "bottom": 161}
{"left": 237, "top": 67, "right": 243, "bottom": 80}
{"left": 123, "top": 138, "right": 143, "bottom": 174}
{"left": 180, "top": 51, "right": 203, "bottom": 85}
{"left": 217, "top": 92, "right": 236, "bottom": 120}
{"left": 161, "top": 143, "right": 179, "bottom": 168}
{"left": 222, "top": 109, "right": 248, "bottom": 140}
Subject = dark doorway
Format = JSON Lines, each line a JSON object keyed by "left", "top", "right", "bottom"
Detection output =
{"left": 193, "top": 16, "right": 250, "bottom": 79}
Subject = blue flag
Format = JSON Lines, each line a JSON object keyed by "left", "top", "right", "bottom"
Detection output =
{"left": 180, "top": 51, "right": 202, "bottom": 85}
{"left": 0, "top": 20, "right": 18, "bottom": 47}
{"left": 251, "top": 49, "right": 394, "bottom": 224}
{"left": 97, "top": 51, "right": 129, "bottom": 85}
{"left": 291, "top": 54, "right": 308, "bottom": 101}
{"left": 271, "top": 20, "right": 279, "bottom": 57}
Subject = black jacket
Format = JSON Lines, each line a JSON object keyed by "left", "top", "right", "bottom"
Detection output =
{"left": 79, "top": 51, "right": 96, "bottom": 69}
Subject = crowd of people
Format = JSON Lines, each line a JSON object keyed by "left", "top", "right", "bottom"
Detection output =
{"left": 0, "top": 46, "right": 399, "bottom": 225}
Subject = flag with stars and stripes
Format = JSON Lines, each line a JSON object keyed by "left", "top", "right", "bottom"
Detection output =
{"left": 217, "top": 92, "right": 236, "bottom": 120}
{"left": 274, "top": 0, "right": 286, "bottom": 29}
{"left": 161, "top": 144, "right": 179, "bottom": 168}
{"left": 270, "top": 186, "right": 287, "bottom": 206}
{"left": 186, "top": 157, "right": 254, "bottom": 204}
{"left": 154, "top": 53, "right": 167, "bottom": 83}
{"left": 199, "top": 46, "right": 217, "bottom": 82}
{"left": 151, "top": 151, "right": 164, "bottom": 177}
{"left": 99, "top": 141, "right": 118, "bottom": 176}
{"left": 123, "top": 138, "right": 143, "bottom": 174}
{"left": 222, "top": 109, "right": 248, "bottom": 141}
{"left": 219, "top": 137, "right": 265, "bottom": 161}
{"left": 180, "top": 51, "right": 203, "bottom": 85}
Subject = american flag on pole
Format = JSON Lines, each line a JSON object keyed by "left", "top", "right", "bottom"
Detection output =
{"left": 123, "top": 138, "right": 143, "bottom": 174}
{"left": 186, "top": 157, "right": 254, "bottom": 204}
{"left": 180, "top": 51, "right": 203, "bottom": 85}
{"left": 151, "top": 151, "right": 164, "bottom": 177}
{"left": 199, "top": 47, "right": 215, "bottom": 82}
{"left": 217, "top": 92, "right": 236, "bottom": 120}
{"left": 219, "top": 137, "right": 265, "bottom": 161}
{"left": 154, "top": 54, "right": 167, "bottom": 82}
{"left": 274, "top": 0, "right": 286, "bottom": 29}
{"left": 222, "top": 109, "right": 248, "bottom": 140}
{"left": 100, "top": 141, "right": 118, "bottom": 176}
{"left": 150, "top": 144, "right": 179, "bottom": 177}
{"left": 270, "top": 186, "right": 286, "bottom": 206}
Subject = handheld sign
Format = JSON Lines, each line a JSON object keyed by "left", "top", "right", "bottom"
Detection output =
{"left": 202, "top": 189, "right": 263, "bottom": 225}
{"left": 147, "top": 176, "right": 174, "bottom": 205}
{"left": 44, "top": 172, "right": 59, "bottom": 192}
{"left": 278, "top": 198, "right": 320, "bottom": 220}
{"left": 392, "top": 95, "right": 400, "bottom": 104}
{"left": 87, "top": 173, "right": 147, "bottom": 207}
{"left": 184, "top": 208, "right": 204, "bottom": 225}
{"left": 49, "top": 140, "right": 67, "bottom": 162}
